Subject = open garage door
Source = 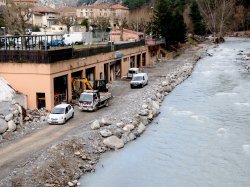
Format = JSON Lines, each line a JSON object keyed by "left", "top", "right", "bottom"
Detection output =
{"left": 54, "top": 75, "right": 68, "bottom": 105}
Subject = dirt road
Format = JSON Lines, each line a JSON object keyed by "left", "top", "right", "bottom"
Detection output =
{"left": 0, "top": 78, "right": 141, "bottom": 181}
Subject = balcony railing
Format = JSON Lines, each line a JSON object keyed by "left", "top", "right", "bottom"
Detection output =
{"left": 0, "top": 35, "right": 145, "bottom": 63}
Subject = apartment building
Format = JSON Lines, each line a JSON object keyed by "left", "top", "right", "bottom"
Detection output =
{"left": 32, "top": 5, "right": 58, "bottom": 28}
{"left": 76, "top": 4, "right": 129, "bottom": 24}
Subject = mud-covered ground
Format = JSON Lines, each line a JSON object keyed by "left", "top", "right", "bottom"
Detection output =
{"left": 0, "top": 42, "right": 212, "bottom": 187}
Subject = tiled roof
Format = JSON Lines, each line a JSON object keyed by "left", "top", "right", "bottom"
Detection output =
{"left": 111, "top": 4, "right": 129, "bottom": 10}
{"left": 56, "top": 7, "right": 77, "bottom": 12}
{"left": 78, "top": 4, "right": 110, "bottom": 9}
{"left": 33, "top": 4, "right": 57, "bottom": 14}
{"left": 56, "top": 7, "right": 77, "bottom": 15}
{"left": 13, "top": 0, "right": 37, "bottom": 3}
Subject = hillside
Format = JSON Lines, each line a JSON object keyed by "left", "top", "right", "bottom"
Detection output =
{"left": 39, "top": 0, "right": 151, "bottom": 8}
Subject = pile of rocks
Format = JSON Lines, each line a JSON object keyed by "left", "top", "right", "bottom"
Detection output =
{"left": 0, "top": 103, "right": 48, "bottom": 142}
{"left": 90, "top": 61, "right": 196, "bottom": 151}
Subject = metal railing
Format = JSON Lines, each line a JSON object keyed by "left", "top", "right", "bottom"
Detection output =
{"left": 0, "top": 35, "right": 146, "bottom": 63}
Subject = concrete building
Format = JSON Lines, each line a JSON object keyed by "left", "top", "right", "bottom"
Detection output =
{"left": 0, "top": 40, "right": 148, "bottom": 111}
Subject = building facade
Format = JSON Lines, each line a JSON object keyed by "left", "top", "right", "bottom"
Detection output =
{"left": 76, "top": 4, "right": 129, "bottom": 25}
{"left": 32, "top": 5, "right": 58, "bottom": 28}
{"left": 0, "top": 44, "right": 148, "bottom": 110}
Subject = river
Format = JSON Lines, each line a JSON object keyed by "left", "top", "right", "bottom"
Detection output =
{"left": 80, "top": 38, "right": 250, "bottom": 187}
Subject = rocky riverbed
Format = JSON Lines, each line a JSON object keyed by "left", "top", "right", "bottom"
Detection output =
{"left": 0, "top": 42, "right": 211, "bottom": 187}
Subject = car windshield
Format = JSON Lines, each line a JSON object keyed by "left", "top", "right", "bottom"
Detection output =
{"left": 129, "top": 70, "right": 136, "bottom": 74}
{"left": 51, "top": 107, "right": 65, "bottom": 114}
{"left": 132, "top": 76, "right": 143, "bottom": 81}
{"left": 79, "top": 94, "right": 93, "bottom": 102}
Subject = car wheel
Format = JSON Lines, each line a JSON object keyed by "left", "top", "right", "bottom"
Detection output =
{"left": 105, "top": 101, "right": 109, "bottom": 107}
{"left": 63, "top": 118, "right": 66, "bottom": 124}
{"left": 71, "top": 112, "right": 74, "bottom": 118}
{"left": 130, "top": 85, "right": 133, "bottom": 89}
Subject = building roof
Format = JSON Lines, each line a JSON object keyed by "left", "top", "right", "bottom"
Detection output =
{"left": 13, "top": 0, "right": 37, "bottom": 3}
{"left": 111, "top": 4, "right": 129, "bottom": 10}
{"left": 78, "top": 4, "right": 110, "bottom": 10}
{"left": 33, "top": 4, "right": 58, "bottom": 14}
{"left": 56, "top": 7, "right": 77, "bottom": 16}
{"left": 56, "top": 6, "right": 77, "bottom": 13}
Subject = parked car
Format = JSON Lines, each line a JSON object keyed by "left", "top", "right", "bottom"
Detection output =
{"left": 47, "top": 103, "right": 74, "bottom": 124}
{"left": 127, "top": 67, "right": 140, "bottom": 79}
{"left": 47, "top": 39, "right": 65, "bottom": 47}
{"left": 130, "top": 73, "right": 148, "bottom": 88}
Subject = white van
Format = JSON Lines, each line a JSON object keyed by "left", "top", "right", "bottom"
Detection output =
{"left": 63, "top": 33, "right": 84, "bottom": 45}
{"left": 130, "top": 73, "right": 148, "bottom": 88}
{"left": 127, "top": 68, "right": 140, "bottom": 79}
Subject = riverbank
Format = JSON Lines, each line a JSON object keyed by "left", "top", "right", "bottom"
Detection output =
{"left": 0, "top": 41, "right": 212, "bottom": 187}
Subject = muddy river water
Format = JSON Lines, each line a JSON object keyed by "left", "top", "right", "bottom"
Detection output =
{"left": 80, "top": 38, "right": 250, "bottom": 187}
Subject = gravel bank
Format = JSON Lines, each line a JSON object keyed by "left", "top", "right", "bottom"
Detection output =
{"left": 0, "top": 42, "right": 211, "bottom": 187}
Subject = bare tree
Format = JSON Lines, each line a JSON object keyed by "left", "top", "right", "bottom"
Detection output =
{"left": 197, "top": 0, "right": 236, "bottom": 39}
{"left": 3, "top": 0, "right": 34, "bottom": 35}
{"left": 114, "top": 15, "right": 128, "bottom": 41}
{"left": 93, "top": 16, "right": 110, "bottom": 41}
{"left": 58, "top": 16, "right": 77, "bottom": 34}
{"left": 128, "top": 7, "right": 152, "bottom": 38}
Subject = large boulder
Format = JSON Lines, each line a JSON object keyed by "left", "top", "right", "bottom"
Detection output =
{"left": 99, "top": 129, "right": 113, "bottom": 137}
{"left": 136, "top": 123, "right": 146, "bottom": 135}
{"left": 152, "top": 101, "right": 160, "bottom": 110}
{"left": 5, "top": 113, "right": 14, "bottom": 122}
{"left": 103, "top": 135, "right": 124, "bottom": 149}
{"left": 122, "top": 132, "right": 136, "bottom": 143}
{"left": 116, "top": 122, "right": 125, "bottom": 128}
{"left": 0, "top": 118, "right": 8, "bottom": 134}
{"left": 99, "top": 118, "right": 112, "bottom": 127}
{"left": 165, "top": 85, "right": 172, "bottom": 92}
{"left": 138, "top": 109, "right": 148, "bottom": 116}
{"left": 2, "top": 131, "right": 13, "bottom": 140}
{"left": 7, "top": 120, "right": 16, "bottom": 132}
{"left": 137, "top": 116, "right": 149, "bottom": 126}
{"left": 123, "top": 124, "right": 135, "bottom": 132}
{"left": 91, "top": 120, "right": 100, "bottom": 130}
{"left": 161, "top": 81, "right": 169, "bottom": 86}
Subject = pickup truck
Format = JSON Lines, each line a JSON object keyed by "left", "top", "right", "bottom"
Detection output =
{"left": 79, "top": 90, "right": 112, "bottom": 111}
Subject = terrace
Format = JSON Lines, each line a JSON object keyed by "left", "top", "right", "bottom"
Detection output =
{"left": 0, "top": 35, "right": 145, "bottom": 63}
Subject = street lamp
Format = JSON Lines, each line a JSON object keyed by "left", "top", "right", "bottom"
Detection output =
{"left": 1, "top": 27, "right": 6, "bottom": 50}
